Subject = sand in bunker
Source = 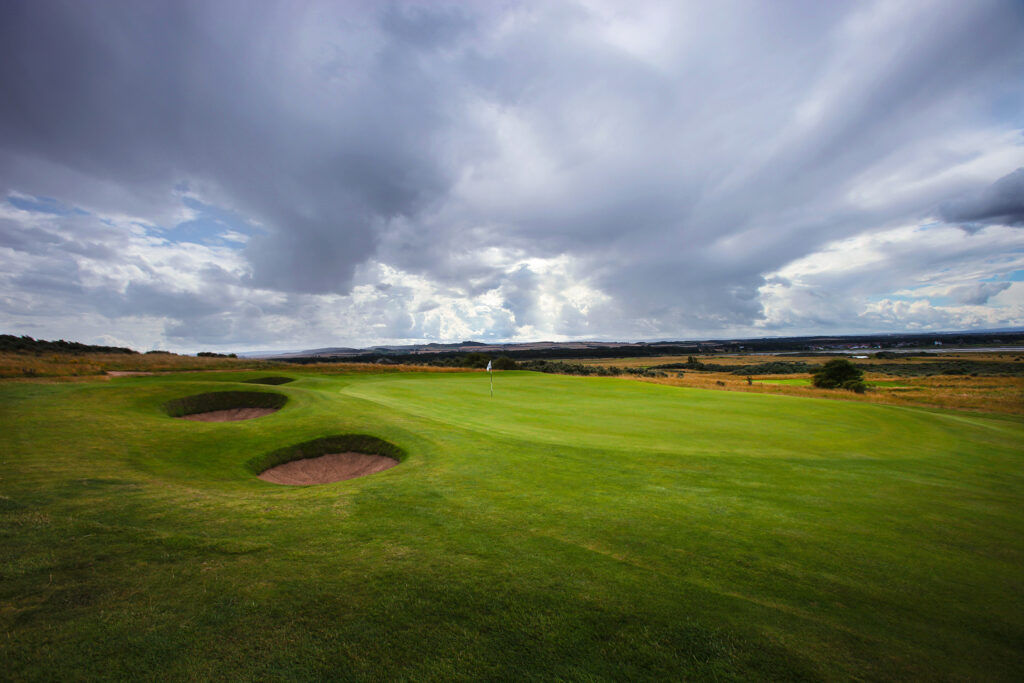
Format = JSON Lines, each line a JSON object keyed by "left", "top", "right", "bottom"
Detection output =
{"left": 180, "top": 408, "right": 279, "bottom": 422}
{"left": 258, "top": 452, "right": 398, "bottom": 485}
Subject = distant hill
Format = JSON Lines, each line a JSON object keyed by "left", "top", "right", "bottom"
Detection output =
{"left": 272, "top": 330, "right": 1024, "bottom": 364}
{"left": 0, "top": 334, "right": 136, "bottom": 355}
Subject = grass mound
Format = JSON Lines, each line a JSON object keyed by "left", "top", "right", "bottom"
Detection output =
{"left": 245, "top": 434, "right": 405, "bottom": 475}
{"left": 243, "top": 376, "right": 295, "bottom": 385}
{"left": 162, "top": 390, "right": 288, "bottom": 418}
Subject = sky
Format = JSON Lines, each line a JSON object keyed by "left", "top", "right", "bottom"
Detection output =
{"left": 1, "top": 0, "right": 1023, "bottom": 353}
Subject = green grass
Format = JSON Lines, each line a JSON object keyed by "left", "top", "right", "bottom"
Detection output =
{"left": 2, "top": 370, "right": 1023, "bottom": 681}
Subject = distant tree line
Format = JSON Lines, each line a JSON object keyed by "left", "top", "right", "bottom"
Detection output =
{"left": 288, "top": 350, "right": 673, "bottom": 378}
{"left": 0, "top": 334, "right": 136, "bottom": 355}
{"left": 281, "top": 345, "right": 1024, "bottom": 379}
{"left": 651, "top": 357, "right": 814, "bottom": 375}
{"left": 197, "top": 351, "right": 238, "bottom": 358}
{"left": 281, "top": 344, "right": 708, "bottom": 365}
{"left": 516, "top": 360, "right": 668, "bottom": 378}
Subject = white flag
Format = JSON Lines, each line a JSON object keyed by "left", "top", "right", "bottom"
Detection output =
{"left": 486, "top": 360, "right": 492, "bottom": 372}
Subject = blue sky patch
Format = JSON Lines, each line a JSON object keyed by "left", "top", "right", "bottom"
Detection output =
{"left": 7, "top": 194, "right": 87, "bottom": 216}
{"left": 165, "top": 197, "right": 258, "bottom": 247}
{"left": 982, "top": 269, "right": 1024, "bottom": 282}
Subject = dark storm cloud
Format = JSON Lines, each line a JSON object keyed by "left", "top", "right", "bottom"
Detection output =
{"left": 376, "top": 0, "right": 1024, "bottom": 331}
{"left": 0, "top": 0, "right": 472, "bottom": 295}
{"left": 1, "top": 0, "right": 1023, "bottom": 347}
{"left": 941, "top": 168, "right": 1024, "bottom": 227}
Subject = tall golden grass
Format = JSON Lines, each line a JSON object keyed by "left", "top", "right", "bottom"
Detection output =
{"left": 638, "top": 371, "right": 1024, "bottom": 416}
{"left": 572, "top": 352, "right": 1023, "bottom": 415}
{"left": 0, "top": 351, "right": 465, "bottom": 380}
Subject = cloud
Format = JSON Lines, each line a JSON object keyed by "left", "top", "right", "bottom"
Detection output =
{"left": 757, "top": 221, "right": 1024, "bottom": 332}
{"left": 1, "top": 0, "right": 1023, "bottom": 350}
{"left": 948, "top": 282, "right": 1013, "bottom": 306}
{"left": 940, "top": 167, "right": 1024, "bottom": 227}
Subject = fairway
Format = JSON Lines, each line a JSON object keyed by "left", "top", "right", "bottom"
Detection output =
{"left": 3, "top": 371, "right": 1023, "bottom": 680}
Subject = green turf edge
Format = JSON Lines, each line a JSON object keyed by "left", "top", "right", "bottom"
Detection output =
{"left": 162, "top": 390, "right": 289, "bottom": 417}
{"left": 244, "top": 433, "right": 407, "bottom": 475}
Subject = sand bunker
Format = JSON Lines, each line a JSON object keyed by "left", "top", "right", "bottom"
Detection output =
{"left": 244, "top": 376, "right": 295, "bottom": 385}
{"left": 180, "top": 408, "right": 280, "bottom": 422}
{"left": 258, "top": 452, "right": 398, "bottom": 485}
{"left": 165, "top": 390, "right": 287, "bottom": 422}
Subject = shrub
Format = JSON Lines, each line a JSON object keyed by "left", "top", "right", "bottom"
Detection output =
{"left": 492, "top": 356, "right": 518, "bottom": 370}
{"left": 461, "top": 352, "right": 490, "bottom": 368}
{"left": 813, "top": 359, "right": 864, "bottom": 389}
{"left": 730, "top": 361, "right": 812, "bottom": 375}
{"left": 842, "top": 379, "right": 867, "bottom": 393}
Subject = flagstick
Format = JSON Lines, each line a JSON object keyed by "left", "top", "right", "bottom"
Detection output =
{"left": 489, "top": 370, "right": 493, "bottom": 398}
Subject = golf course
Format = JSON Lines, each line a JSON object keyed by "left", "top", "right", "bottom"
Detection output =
{"left": 2, "top": 369, "right": 1023, "bottom": 680}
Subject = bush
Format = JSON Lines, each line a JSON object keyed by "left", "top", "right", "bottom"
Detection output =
{"left": 842, "top": 379, "right": 867, "bottom": 393}
{"left": 492, "top": 356, "right": 518, "bottom": 370}
{"left": 461, "top": 352, "right": 490, "bottom": 368}
{"left": 730, "top": 361, "right": 812, "bottom": 375}
{"left": 813, "top": 359, "right": 864, "bottom": 389}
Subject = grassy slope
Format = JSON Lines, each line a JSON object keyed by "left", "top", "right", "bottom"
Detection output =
{"left": 2, "top": 371, "right": 1023, "bottom": 681}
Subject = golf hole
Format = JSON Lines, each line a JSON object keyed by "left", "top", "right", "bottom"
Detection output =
{"left": 250, "top": 434, "right": 404, "bottom": 486}
{"left": 164, "top": 391, "right": 288, "bottom": 422}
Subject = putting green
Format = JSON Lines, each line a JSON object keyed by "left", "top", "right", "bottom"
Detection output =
{"left": 2, "top": 371, "right": 1022, "bottom": 681}
{"left": 344, "top": 371, "right": 948, "bottom": 457}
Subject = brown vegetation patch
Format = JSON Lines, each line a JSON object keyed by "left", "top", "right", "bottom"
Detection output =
{"left": 257, "top": 452, "right": 398, "bottom": 485}
{"left": 180, "top": 408, "right": 280, "bottom": 422}
{"left": 637, "top": 371, "right": 1024, "bottom": 415}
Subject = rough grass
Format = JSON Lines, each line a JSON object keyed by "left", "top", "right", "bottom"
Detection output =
{"left": 570, "top": 353, "right": 1024, "bottom": 415}
{"left": 0, "top": 350, "right": 469, "bottom": 379}
{"left": 0, "top": 350, "right": 275, "bottom": 377}
{"left": 2, "top": 370, "right": 1022, "bottom": 680}
{"left": 642, "top": 371, "right": 1024, "bottom": 415}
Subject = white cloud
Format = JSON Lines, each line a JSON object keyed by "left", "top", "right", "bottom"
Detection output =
{"left": 759, "top": 220, "right": 1024, "bottom": 333}
{"left": 1, "top": 1, "right": 1022, "bottom": 350}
